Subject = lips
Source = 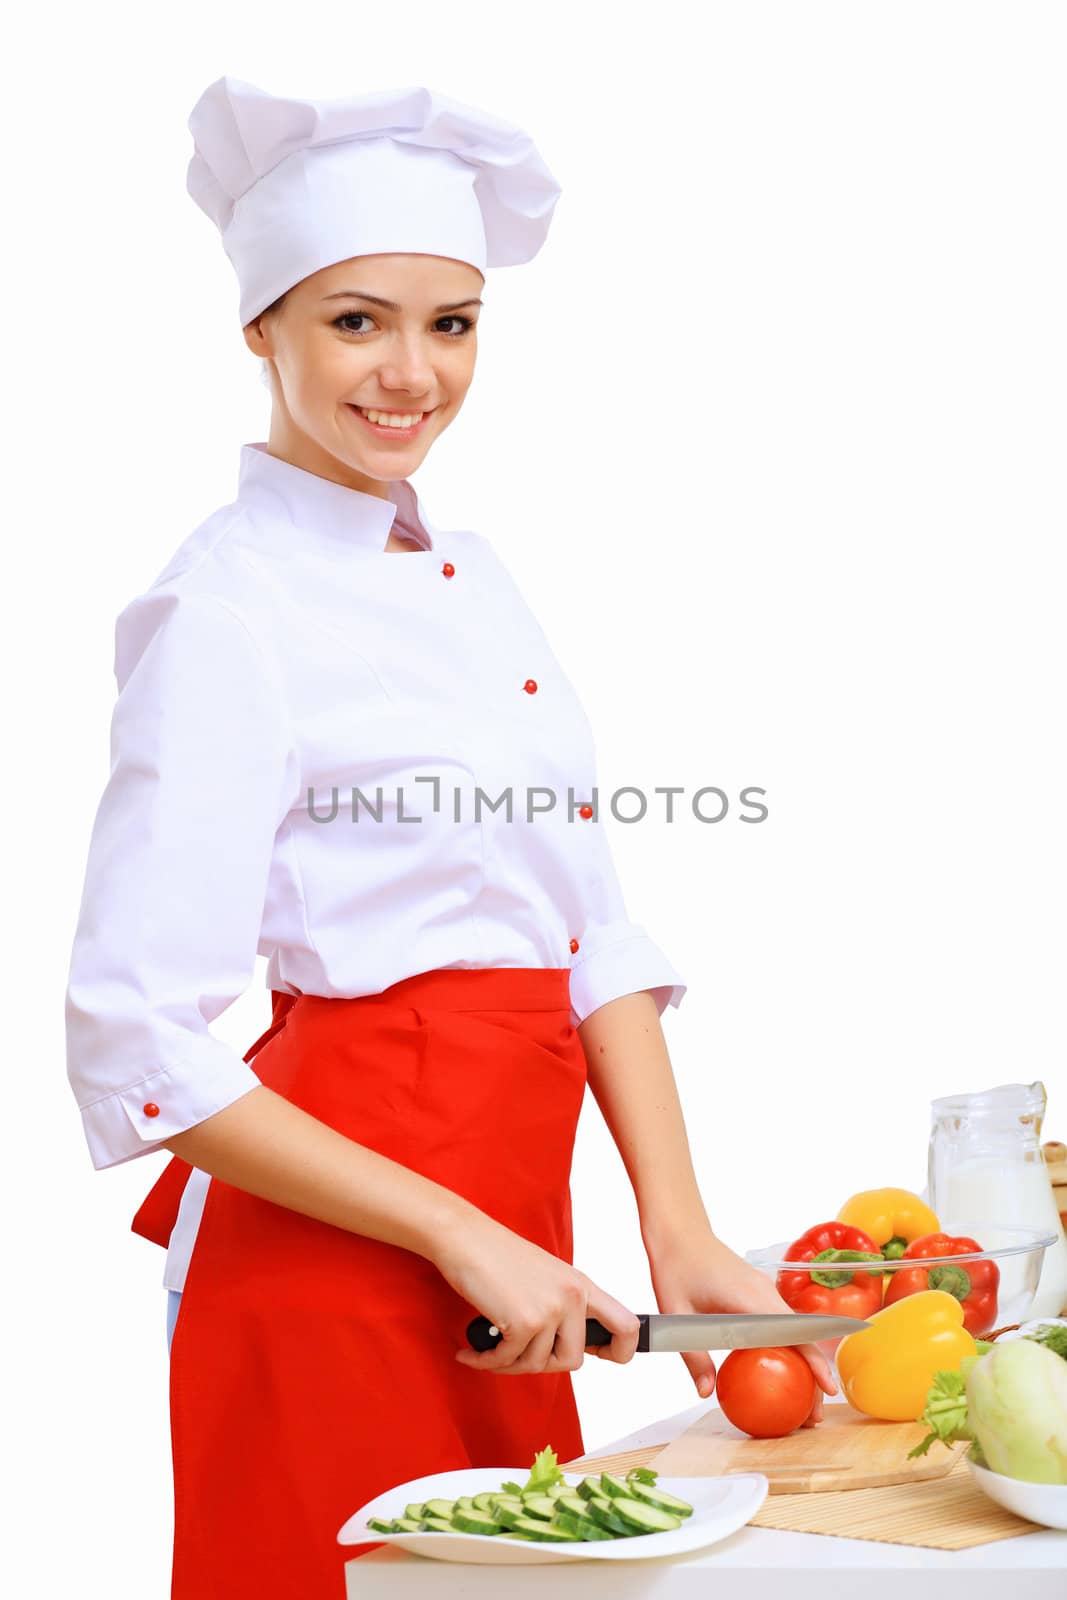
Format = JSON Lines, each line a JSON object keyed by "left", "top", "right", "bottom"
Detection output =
{"left": 352, "top": 404, "right": 431, "bottom": 419}
{"left": 346, "top": 403, "right": 434, "bottom": 439}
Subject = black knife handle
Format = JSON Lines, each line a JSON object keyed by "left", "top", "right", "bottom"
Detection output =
{"left": 466, "top": 1314, "right": 651, "bottom": 1352}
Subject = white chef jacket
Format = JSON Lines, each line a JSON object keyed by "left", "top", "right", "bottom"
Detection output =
{"left": 65, "top": 442, "right": 687, "bottom": 1284}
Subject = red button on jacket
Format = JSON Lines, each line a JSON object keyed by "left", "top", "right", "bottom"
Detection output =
{"left": 523, "top": 679, "right": 538, "bottom": 694}
{"left": 441, "top": 561, "right": 455, "bottom": 578}
{"left": 143, "top": 1102, "right": 161, "bottom": 1118}
{"left": 569, "top": 938, "right": 580, "bottom": 954}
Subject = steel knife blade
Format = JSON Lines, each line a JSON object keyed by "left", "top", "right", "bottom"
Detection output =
{"left": 466, "top": 1310, "right": 871, "bottom": 1353}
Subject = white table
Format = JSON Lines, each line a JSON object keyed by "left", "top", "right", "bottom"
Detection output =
{"left": 344, "top": 1398, "right": 1066, "bottom": 1597}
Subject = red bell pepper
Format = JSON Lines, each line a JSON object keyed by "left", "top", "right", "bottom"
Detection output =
{"left": 882, "top": 1232, "right": 1000, "bottom": 1335}
{"left": 776, "top": 1221, "right": 885, "bottom": 1319}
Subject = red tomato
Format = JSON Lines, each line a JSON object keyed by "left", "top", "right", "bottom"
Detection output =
{"left": 715, "top": 1347, "right": 817, "bottom": 1439}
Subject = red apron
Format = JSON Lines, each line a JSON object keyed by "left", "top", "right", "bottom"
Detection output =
{"left": 133, "top": 968, "right": 588, "bottom": 1599}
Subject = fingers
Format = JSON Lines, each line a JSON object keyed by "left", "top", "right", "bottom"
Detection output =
{"left": 455, "top": 1280, "right": 642, "bottom": 1378}
{"left": 681, "top": 1352, "right": 717, "bottom": 1398}
{"left": 585, "top": 1291, "right": 642, "bottom": 1365}
{"left": 456, "top": 1284, "right": 591, "bottom": 1376}
{"left": 799, "top": 1342, "right": 838, "bottom": 1396}
{"left": 801, "top": 1385, "right": 825, "bottom": 1426}
{"left": 454, "top": 1319, "right": 540, "bottom": 1373}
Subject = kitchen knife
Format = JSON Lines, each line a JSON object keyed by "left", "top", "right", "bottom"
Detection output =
{"left": 466, "top": 1311, "right": 871, "bottom": 1353}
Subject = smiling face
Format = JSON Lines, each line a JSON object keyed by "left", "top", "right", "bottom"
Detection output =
{"left": 242, "top": 253, "right": 484, "bottom": 498}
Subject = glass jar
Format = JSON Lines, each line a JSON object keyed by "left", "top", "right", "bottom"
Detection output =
{"left": 929, "top": 1081, "right": 1067, "bottom": 1320}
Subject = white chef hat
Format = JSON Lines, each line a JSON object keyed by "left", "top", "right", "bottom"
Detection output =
{"left": 186, "top": 76, "right": 563, "bottom": 327}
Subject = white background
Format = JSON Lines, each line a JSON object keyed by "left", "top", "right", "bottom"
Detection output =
{"left": 8, "top": 2, "right": 1066, "bottom": 1594}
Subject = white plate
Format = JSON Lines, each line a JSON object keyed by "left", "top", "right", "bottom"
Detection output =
{"left": 337, "top": 1466, "right": 769, "bottom": 1564}
{"left": 966, "top": 1455, "right": 1067, "bottom": 1530}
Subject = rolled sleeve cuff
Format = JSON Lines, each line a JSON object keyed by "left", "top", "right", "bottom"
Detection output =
{"left": 76, "top": 1040, "right": 264, "bottom": 1170}
{"left": 569, "top": 919, "right": 687, "bottom": 1028}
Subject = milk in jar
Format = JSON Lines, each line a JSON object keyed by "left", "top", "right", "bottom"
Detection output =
{"left": 929, "top": 1082, "right": 1067, "bottom": 1321}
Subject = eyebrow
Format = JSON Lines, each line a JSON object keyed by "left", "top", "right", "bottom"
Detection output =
{"left": 322, "top": 291, "right": 484, "bottom": 313}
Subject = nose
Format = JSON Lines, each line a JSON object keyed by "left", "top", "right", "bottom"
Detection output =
{"left": 375, "top": 331, "right": 437, "bottom": 399}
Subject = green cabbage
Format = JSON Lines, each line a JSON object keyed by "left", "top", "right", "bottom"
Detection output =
{"left": 909, "top": 1320, "right": 1067, "bottom": 1482}
{"left": 966, "top": 1338, "right": 1067, "bottom": 1485}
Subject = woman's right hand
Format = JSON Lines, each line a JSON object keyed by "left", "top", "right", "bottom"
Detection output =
{"left": 432, "top": 1211, "right": 642, "bottom": 1377}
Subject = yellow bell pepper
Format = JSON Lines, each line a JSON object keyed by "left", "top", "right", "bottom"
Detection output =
{"left": 836, "top": 1186, "right": 940, "bottom": 1260}
{"left": 836, "top": 1289, "right": 976, "bottom": 1421}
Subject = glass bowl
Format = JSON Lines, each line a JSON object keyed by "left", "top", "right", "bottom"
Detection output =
{"left": 744, "top": 1221, "right": 1057, "bottom": 1357}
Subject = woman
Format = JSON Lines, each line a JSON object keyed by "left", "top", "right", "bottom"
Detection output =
{"left": 65, "top": 76, "right": 836, "bottom": 1599}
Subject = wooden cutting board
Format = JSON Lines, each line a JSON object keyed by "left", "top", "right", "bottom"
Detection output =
{"left": 639, "top": 1402, "right": 968, "bottom": 1492}
{"left": 562, "top": 1444, "right": 1039, "bottom": 1548}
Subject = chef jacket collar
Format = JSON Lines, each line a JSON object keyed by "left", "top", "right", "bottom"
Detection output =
{"left": 237, "top": 441, "right": 436, "bottom": 553}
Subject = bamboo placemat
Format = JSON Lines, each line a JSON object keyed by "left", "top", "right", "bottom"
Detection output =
{"left": 562, "top": 1442, "right": 1043, "bottom": 1550}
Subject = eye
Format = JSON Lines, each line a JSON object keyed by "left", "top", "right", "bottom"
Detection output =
{"left": 331, "top": 312, "right": 476, "bottom": 338}
{"left": 436, "top": 315, "right": 476, "bottom": 337}
{"left": 333, "top": 311, "right": 376, "bottom": 336}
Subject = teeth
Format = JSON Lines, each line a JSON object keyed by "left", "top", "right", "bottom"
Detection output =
{"left": 359, "top": 407, "right": 424, "bottom": 428}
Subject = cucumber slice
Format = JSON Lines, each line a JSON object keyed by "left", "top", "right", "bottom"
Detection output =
{"left": 583, "top": 1496, "right": 635, "bottom": 1535}
{"left": 451, "top": 1509, "right": 502, "bottom": 1536}
{"left": 404, "top": 1502, "right": 426, "bottom": 1521}
{"left": 626, "top": 1479, "right": 695, "bottom": 1518}
{"left": 556, "top": 1494, "right": 592, "bottom": 1520}
{"left": 520, "top": 1495, "right": 558, "bottom": 1521}
{"left": 366, "top": 1517, "right": 396, "bottom": 1534}
{"left": 419, "top": 1515, "right": 455, "bottom": 1533}
{"left": 498, "top": 1531, "right": 534, "bottom": 1540}
{"left": 471, "top": 1492, "right": 498, "bottom": 1512}
{"left": 508, "top": 1515, "right": 575, "bottom": 1541}
{"left": 575, "top": 1476, "right": 604, "bottom": 1502}
{"left": 491, "top": 1500, "right": 528, "bottom": 1530}
{"left": 391, "top": 1517, "right": 423, "bottom": 1533}
{"left": 599, "top": 1471, "right": 633, "bottom": 1500}
{"left": 455, "top": 1495, "right": 476, "bottom": 1510}
{"left": 610, "top": 1496, "right": 682, "bottom": 1534}
{"left": 552, "top": 1509, "right": 614, "bottom": 1541}
{"left": 423, "top": 1498, "right": 456, "bottom": 1520}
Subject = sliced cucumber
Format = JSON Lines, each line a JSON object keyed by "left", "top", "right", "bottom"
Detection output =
{"left": 520, "top": 1495, "right": 558, "bottom": 1521}
{"left": 611, "top": 1496, "right": 682, "bottom": 1534}
{"left": 370, "top": 1453, "right": 694, "bottom": 1545}
{"left": 583, "top": 1496, "right": 635, "bottom": 1535}
{"left": 508, "top": 1515, "right": 575, "bottom": 1541}
{"left": 491, "top": 1499, "right": 528, "bottom": 1530}
{"left": 553, "top": 1508, "right": 614, "bottom": 1541}
{"left": 625, "top": 1479, "right": 695, "bottom": 1518}
{"left": 451, "top": 1508, "right": 502, "bottom": 1536}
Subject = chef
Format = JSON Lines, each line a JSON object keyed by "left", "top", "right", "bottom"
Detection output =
{"left": 64, "top": 75, "right": 836, "bottom": 1599}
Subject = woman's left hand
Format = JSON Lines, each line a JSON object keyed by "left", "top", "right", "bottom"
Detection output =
{"left": 641, "top": 1231, "right": 839, "bottom": 1424}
